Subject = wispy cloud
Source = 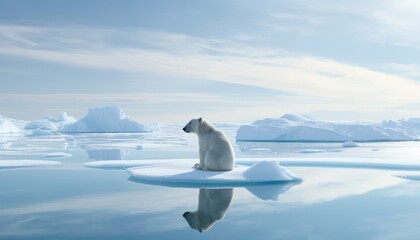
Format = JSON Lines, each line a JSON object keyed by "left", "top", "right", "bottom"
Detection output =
{"left": 1, "top": 24, "right": 420, "bottom": 121}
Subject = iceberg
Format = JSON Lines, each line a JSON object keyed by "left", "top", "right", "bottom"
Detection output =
{"left": 342, "top": 141, "right": 358, "bottom": 147}
{"left": 236, "top": 114, "right": 420, "bottom": 142}
{"left": 62, "top": 106, "right": 146, "bottom": 133}
{"left": 0, "top": 114, "right": 26, "bottom": 134}
{"left": 25, "top": 112, "right": 76, "bottom": 133}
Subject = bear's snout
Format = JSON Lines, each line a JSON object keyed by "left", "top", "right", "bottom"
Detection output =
{"left": 183, "top": 212, "right": 189, "bottom": 217}
{"left": 183, "top": 127, "right": 189, "bottom": 133}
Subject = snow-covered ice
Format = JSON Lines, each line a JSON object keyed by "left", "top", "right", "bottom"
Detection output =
{"left": 298, "top": 149, "right": 326, "bottom": 154}
{"left": 0, "top": 114, "right": 26, "bottom": 134}
{"left": 25, "top": 112, "right": 76, "bottom": 134}
{"left": 236, "top": 114, "right": 420, "bottom": 142}
{"left": 127, "top": 160, "right": 302, "bottom": 186}
{"left": 0, "top": 160, "right": 61, "bottom": 169}
{"left": 62, "top": 106, "right": 146, "bottom": 133}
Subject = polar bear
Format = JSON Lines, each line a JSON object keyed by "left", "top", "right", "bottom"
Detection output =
{"left": 183, "top": 118, "right": 235, "bottom": 171}
{"left": 183, "top": 188, "right": 233, "bottom": 233}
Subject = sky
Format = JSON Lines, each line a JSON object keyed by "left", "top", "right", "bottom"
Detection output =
{"left": 2, "top": 0, "right": 420, "bottom": 123}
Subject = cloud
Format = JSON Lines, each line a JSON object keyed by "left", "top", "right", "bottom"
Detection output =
{"left": 1, "top": 24, "right": 420, "bottom": 121}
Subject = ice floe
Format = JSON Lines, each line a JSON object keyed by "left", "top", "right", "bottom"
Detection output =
{"left": 298, "top": 149, "right": 326, "bottom": 154}
{"left": 0, "top": 160, "right": 61, "bottom": 169}
{"left": 127, "top": 160, "right": 302, "bottom": 186}
{"left": 62, "top": 106, "right": 146, "bottom": 133}
{"left": 236, "top": 114, "right": 420, "bottom": 142}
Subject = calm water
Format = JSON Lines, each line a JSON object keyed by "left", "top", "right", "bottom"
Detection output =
{"left": 2, "top": 125, "right": 420, "bottom": 239}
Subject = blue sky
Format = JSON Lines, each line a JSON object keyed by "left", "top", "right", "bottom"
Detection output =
{"left": 2, "top": 0, "right": 420, "bottom": 123}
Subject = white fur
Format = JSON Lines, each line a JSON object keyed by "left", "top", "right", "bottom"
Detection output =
{"left": 183, "top": 118, "right": 235, "bottom": 171}
{"left": 183, "top": 188, "right": 233, "bottom": 233}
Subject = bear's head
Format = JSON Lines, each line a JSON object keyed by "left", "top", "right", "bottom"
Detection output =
{"left": 183, "top": 211, "right": 204, "bottom": 233}
{"left": 183, "top": 118, "right": 202, "bottom": 134}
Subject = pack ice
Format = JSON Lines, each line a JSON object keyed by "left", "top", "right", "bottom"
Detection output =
{"left": 25, "top": 112, "right": 76, "bottom": 134}
{"left": 236, "top": 114, "right": 420, "bottom": 142}
{"left": 0, "top": 114, "right": 26, "bottom": 134}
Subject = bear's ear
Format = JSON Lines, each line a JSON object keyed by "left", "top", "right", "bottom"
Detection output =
{"left": 198, "top": 117, "right": 202, "bottom": 122}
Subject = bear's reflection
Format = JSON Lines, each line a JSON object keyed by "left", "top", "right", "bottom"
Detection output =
{"left": 183, "top": 188, "right": 233, "bottom": 233}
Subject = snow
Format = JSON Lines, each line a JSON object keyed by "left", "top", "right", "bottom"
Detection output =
{"left": 25, "top": 112, "right": 76, "bottom": 133}
{"left": 236, "top": 114, "right": 420, "bottom": 142}
{"left": 127, "top": 160, "right": 302, "bottom": 186}
{"left": 0, "top": 114, "right": 26, "bottom": 134}
{"left": 342, "top": 141, "right": 359, "bottom": 147}
{"left": 44, "top": 152, "right": 72, "bottom": 158}
{"left": 0, "top": 160, "right": 61, "bottom": 169}
{"left": 62, "top": 106, "right": 146, "bottom": 133}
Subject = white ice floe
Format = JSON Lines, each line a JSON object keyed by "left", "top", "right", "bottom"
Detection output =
{"left": 25, "top": 112, "right": 76, "bottom": 134}
{"left": 298, "top": 149, "right": 326, "bottom": 154}
{"left": 44, "top": 152, "right": 72, "bottom": 158}
{"left": 342, "top": 141, "right": 359, "bottom": 147}
{"left": 0, "top": 160, "right": 61, "bottom": 169}
{"left": 62, "top": 106, "right": 146, "bottom": 133}
{"left": 0, "top": 114, "right": 26, "bottom": 134}
{"left": 84, "top": 157, "right": 420, "bottom": 172}
{"left": 236, "top": 114, "right": 420, "bottom": 142}
{"left": 127, "top": 160, "right": 302, "bottom": 186}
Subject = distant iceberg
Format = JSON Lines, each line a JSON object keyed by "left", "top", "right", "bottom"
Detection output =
{"left": 25, "top": 112, "right": 76, "bottom": 134}
{"left": 236, "top": 114, "right": 420, "bottom": 142}
{"left": 62, "top": 106, "right": 146, "bottom": 133}
{"left": 0, "top": 114, "right": 26, "bottom": 134}
{"left": 342, "top": 141, "right": 359, "bottom": 147}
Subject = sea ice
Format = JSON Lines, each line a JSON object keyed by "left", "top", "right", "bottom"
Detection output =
{"left": 236, "top": 114, "right": 420, "bottom": 142}
{"left": 0, "top": 114, "right": 26, "bottom": 134}
{"left": 25, "top": 112, "right": 76, "bottom": 133}
{"left": 0, "top": 160, "right": 61, "bottom": 169}
{"left": 298, "top": 149, "right": 326, "bottom": 154}
{"left": 127, "top": 160, "right": 302, "bottom": 186}
{"left": 62, "top": 106, "right": 146, "bottom": 133}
